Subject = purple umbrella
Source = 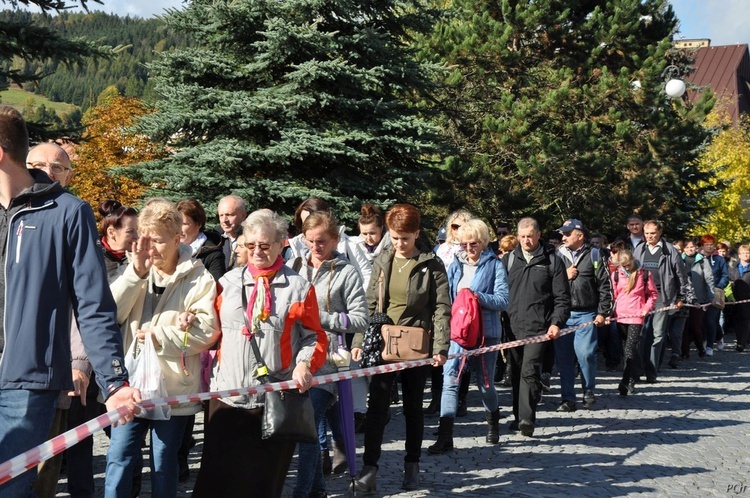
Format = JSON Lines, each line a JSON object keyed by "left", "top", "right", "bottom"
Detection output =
{"left": 333, "top": 334, "right": 358, "bottom": 487}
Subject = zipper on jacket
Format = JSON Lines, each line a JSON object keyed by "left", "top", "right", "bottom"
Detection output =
{"left": 0, "top": 200, "right": 55, "bottom": 372}
{"left": 15, "top": 221, "right": 37, "bottom": 264}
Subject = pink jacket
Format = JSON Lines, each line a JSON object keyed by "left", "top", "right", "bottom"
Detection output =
{"left": 611, "top": 266, "right": 658, "bottom": 325}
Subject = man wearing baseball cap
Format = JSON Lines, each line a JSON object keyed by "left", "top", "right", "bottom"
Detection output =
{"left": 554, "top": 219, "right": 612, "bottom": 411}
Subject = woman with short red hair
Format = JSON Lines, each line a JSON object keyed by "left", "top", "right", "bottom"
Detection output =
{"left": 351, "top": 204, "right": 450, "bottom": 493}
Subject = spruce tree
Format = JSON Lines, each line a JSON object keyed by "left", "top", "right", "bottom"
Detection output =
{"left": 1, "top": 3, "right": 113, "bottom": 141}
{"left": 421, "top": 0, "right": 714, "bottom": 235}
{"left": 129, "top": 0, "right": 445, "bottom": 224}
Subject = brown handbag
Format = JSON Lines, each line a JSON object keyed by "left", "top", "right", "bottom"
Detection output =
{"left": 381, "top": 325, "right": 430, "bottom": 362}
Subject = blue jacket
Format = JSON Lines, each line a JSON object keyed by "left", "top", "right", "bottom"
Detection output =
{"left": 447, "top": 249, "right": 509, "bottom": 339}
{"left": 707, "top": 253, "right": 729, "bottom": 290}
{"left": 0, "top": 173, "right": 127, "bottom": 394}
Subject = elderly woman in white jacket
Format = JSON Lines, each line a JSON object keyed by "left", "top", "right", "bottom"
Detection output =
{"left": 105, "top": 198, "right": 219, "bottom": 498}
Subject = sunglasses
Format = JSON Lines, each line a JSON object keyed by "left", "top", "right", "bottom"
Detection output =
{"left": 460, "top": 241, "right": 480, "bottom": 249}
{"left": 244, "top": 242, "right": 273, "bottom": 251}
{"left": 451, "top": 224, "right": 462, "bottom": 230}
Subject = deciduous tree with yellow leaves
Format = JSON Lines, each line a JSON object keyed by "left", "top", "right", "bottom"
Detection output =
{"left": 690, "top": 111, "right": 750, "bottom": 242}
{"left": 70, "top": 86, "right": 165, "bottom": 216}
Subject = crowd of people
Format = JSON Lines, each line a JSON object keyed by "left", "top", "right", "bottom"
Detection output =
{"left": 1, "top": 105, "right": 749, "bottom": 498}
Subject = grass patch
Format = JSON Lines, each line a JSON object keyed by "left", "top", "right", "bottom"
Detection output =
{"left": 0, "top": 87, "right": 79, "bottom": 115}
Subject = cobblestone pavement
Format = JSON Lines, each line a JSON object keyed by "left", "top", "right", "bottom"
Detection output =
{"left": 53, "top": 333, "right": 750, "bottom": 497}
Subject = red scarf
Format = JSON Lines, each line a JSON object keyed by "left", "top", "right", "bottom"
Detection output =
{"left": 242, "top": 256, "right": 284, "bottom": 339}
{"left": 101, "top": 237, "right": 126, "bottom": 261}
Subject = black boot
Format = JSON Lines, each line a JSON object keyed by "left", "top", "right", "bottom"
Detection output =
{"left": 321, "top": 450, "right": 332, "bottom": 475}
{"left": 423, "top": 396, "right": 440, "bottom": 416}
{"left": 352, "top": 465, "right": 377, "bottom": 493}
{"left": 331, "top": 440, "right": 347, "bottom": 475}
{"left": 402, "top": 462, "right": 420, "bottom": 491}
{"left": 486, "top": 409, "right": 500, "bottom": 444}
{"left": 427, "top": 417, "right": 454, "bottom": 454}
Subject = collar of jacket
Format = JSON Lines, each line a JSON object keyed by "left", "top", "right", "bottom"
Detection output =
{"left": 558, "top": 243, "right": 591, "bottom": 265}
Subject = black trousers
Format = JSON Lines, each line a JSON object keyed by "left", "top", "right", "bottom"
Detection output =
{"left": 193, "top": 400, "right": 296, "bottom": 498}
{"left": 364, "top": 365, "right": 429, "bottom": 466}
{"left": 508, "top": 336, "right": 546, "bottom": 423}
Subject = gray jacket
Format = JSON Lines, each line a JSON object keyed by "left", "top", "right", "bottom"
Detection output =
{"left": 634, "top": 239, "right": 695, "bottom": 305}
{"left": 287, "top": 254, "right": 368, "bottom": 394}
{"left": 683, "top": 253, "right": 715, "bottom": 304}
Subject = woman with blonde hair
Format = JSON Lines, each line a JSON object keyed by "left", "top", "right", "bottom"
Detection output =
{"left": 428, "top": 219, "right": 509, "bottom": 454}
{"left": 427, "top": 209, "right": 473, "bottom": 416}
{"left": 611, "top": 249, "right": 657, "bottom": 396}
{"left": 105, "top": 198, "right": 219, "bottom": 498}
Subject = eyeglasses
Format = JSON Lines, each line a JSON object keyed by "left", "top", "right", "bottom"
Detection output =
{"left": 451, "top": 224, "right": 462, "bottom": 230}
{"left": 27, "top": 161, "right": 71, "bottom": 175}
{"left": 460, "top": 241, "right": 480, "bottom": 249}
{"left": 497, "top": 231, "right": 510, "bottom": 237}
{"left": 244, "top": 242, "right": 273, "bottom": 251}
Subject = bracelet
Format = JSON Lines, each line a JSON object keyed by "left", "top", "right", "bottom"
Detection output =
{"left": 105, "top": 380, "right": 130, "bottom": 400}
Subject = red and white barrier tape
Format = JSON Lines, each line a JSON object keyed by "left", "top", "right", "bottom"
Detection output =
{"left": 1, "top": 298, "right": 748, "bottom": 485}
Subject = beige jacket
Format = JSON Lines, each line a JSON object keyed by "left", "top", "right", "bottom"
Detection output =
{"left": 110, "top": 244, "right": 219, "bottom": 416}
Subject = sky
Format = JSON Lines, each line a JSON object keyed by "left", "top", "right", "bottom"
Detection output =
{"left": 73, "top": 0, "right": 749, "bottom": 47}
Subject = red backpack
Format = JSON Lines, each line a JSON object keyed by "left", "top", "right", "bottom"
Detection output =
{"left": 450, "top": 288, "right": 484, "bottom": 349}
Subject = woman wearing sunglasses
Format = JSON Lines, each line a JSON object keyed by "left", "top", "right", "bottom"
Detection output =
{"left": 105, "top": 199, "right": 219, "bottom": 498}
{"left": 194, "top": 209, "right": 328, "bottom": 498}
{"left": 427, "top": 209, "right": 473, "bottom": 417}
{"left": 428, "top": 219, "right": 509, "bottom": 454}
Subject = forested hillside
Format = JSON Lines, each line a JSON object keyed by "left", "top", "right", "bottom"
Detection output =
{"left": 1, "top": 10, "right": 191, "bottom": 111}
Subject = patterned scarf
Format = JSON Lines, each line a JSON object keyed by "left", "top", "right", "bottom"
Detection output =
{"left": 242, "top": 255, "right": 284, "bottom": 339}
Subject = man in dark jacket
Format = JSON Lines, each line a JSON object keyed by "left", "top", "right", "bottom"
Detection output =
{"left": 502, "top": 217, "right": 570, "bottom": 437}
{"left": 634, "top": 220, "right": 694, "bottom": 382}
{"left": 554, "top": 219, "right": 612, "bottom": 412}
{"left": 0, "top": 106, "right": 141, "bottom": 496}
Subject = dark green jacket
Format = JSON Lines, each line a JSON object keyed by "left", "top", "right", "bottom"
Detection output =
{"left": 353, "top": 242, "right": 451, "bottom": 356}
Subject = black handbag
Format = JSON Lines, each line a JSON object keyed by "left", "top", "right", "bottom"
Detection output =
{"left": 242, "top": 271, "right": 318, "bottom": 444}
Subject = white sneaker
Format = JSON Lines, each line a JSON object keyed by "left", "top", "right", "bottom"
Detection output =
{"left": 706, "top": 347, "right": 713, "bottom": 357}
{"left": 717, "top": 340, "right": 725, "bottom": 351}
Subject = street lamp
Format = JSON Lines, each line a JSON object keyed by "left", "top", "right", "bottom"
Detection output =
{"left": 662, "top": 64, "right": 686, "bottom": 98}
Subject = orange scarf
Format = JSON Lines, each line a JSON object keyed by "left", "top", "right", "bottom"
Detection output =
{"left": 242, "top": 256, "right": 284, "bottom": 339}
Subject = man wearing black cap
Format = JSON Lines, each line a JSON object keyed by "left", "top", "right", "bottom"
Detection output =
{"left": 554, "top": 219, "right": 612, "bottom": 412}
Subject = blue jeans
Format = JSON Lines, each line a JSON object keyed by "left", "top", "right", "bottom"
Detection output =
{"left": 440, "top": 337, "right": 500, "bottom": 417}
{"left": 105, "top": 415, "right": 189, "bottom": 498}
{"left": 598, "top": 321, "right": 622, "bottom": 368}
{"left": 643, "top": 299, "right": 669, "bottom": 379}
{"left": 555, "top": 311, "right": 598, "bottom": 401}
{"left": 0, "top": 389, "right": 58, "bottom": 498}
{"left": 294, "top": 388, "right": 335, "bottom": 498}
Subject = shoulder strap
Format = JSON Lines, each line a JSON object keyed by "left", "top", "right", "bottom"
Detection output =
{"left": 292, "top": 256, "right": 304, "bottom": 273}
{"left": 591, "top": 247, "right": 599, "bottom": 270}
{"left": 377, "top": 269, "right": 385, "bottom": 313}
{"left": 240, "top": 271, "right": 269, "bottom": 381}
{"left": 507, "top": 251, "right": 515, "bottom": 273}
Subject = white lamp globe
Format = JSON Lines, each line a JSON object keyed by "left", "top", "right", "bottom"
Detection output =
{"left": 665, "top": 78, "right": 686, "bottom": 98}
